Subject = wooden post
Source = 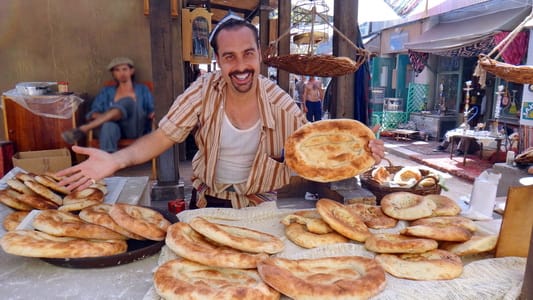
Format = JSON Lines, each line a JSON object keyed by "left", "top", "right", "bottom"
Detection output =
{"left": 149, "top": 0, "right": 185, "bottom": 201}
{"left": 277, "top": 0, "right": 291, "bottom": 93}
{"left": 333, "top": 0, "right": 357, "bottom": 119}
{"left": 522, "top": 224, "right": 533, "bottom": 299}
{"left": 259, "top": 0, "right": 270, "bottom": 78}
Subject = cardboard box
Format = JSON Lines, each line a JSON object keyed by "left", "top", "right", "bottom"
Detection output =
{"left": 12, "top": 148, "right": 71, "bottom": 174}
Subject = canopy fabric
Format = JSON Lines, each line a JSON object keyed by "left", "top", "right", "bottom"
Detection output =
{"left": 405, "top": 7, "right": 531, "bottom": 53}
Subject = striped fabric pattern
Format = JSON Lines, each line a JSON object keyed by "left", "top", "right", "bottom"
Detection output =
{"left": 159, "top": 71, "right": 307, "bottom": 208}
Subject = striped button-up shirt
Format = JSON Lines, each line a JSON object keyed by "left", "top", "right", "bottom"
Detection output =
{"left": 159, "top": 71, "right": 307, "bottom": 208}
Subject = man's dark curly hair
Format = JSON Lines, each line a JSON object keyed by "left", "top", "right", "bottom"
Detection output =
{"left": 209, "top": 19, "right": 260, "bottom": 55}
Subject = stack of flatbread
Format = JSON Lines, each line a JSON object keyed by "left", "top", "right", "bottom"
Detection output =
{"left": 155, "top": 216, "right": 389, "bottom": 300}
{"left": 0, "top": 203, "right": 171, "bottom": 258}
{"left": 0, "top": 171, "right": 108, "bottom": 213}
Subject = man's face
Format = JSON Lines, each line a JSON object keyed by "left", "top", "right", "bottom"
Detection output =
{"left": 111, "top": 64, "right": 134, "bottom": 83}
{"left": 215, "top": 26, "right": 261, "bottom": 94}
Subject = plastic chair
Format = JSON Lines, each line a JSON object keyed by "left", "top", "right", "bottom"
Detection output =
{"left": 87, "top": 81, "right": 157, "bottom": 179}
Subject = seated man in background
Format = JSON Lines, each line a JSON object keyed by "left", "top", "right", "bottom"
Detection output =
{"left": 62, "top": 57, "right": 155, "bottom": 152}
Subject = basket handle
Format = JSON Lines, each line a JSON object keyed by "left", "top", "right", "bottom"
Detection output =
{"left": 375, "top": 157, "right": 394, "bottom": 168}
{"left": 412, "top": 175, "right": 439, "bottom": 189}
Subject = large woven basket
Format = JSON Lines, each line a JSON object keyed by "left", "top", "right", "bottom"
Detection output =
{"left": 263, "top": 45, "right": 369, "bottom": 77}
{"left": 359, "top": 158, "right": 441, "bottom": 204}
{"left": 478, "top": 54, "right": 533, "bottom": 85}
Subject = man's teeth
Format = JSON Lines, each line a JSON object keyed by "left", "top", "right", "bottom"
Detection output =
{"left": 235, "top": 73, "right": 248, "bottom": 80}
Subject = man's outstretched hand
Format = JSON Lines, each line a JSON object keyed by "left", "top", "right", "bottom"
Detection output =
{"left": 56, "top": 146, "right": 119, "bottom": 191}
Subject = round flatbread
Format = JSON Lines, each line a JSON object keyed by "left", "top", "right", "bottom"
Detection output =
{"left": 281, "top": 210, "right": 333, "bottom": 234}
{"left": 440, "top": 234, "right": 498, "bottom": 256}
{"left": 400, "top": 224, "right": 472, "bottom": 242}
{"left": 59, "top": 187, "right": 105, "bottom": 212}
{"left": 364, "top": 233, "right": 438, "bottom": 254}
{"left": 189, "top": 216, "right": 284, "bottom": 254}
{"left": 0, "top": 189, "right": 33, "bottom": 211}
{"left": 381, "top": 192, "right": 436, "bottom": 220}
{"left": 6, "top": 178, "right": 37, "bottom": 196}
{"left": 14, "top": 172, "right": 36, "bottom": 183}
{"left": 375, "top": 249, "right": 463, "bottom": 280}
{"left": 154, "top": 258, "right": 279, "bottom": 300}
{"left": 284, "top": 119, "right": 376, "bottom": 182}
{"left": 24, "top": 180, "right": 63, "bottom": 206}
{"left": 284, "top": 223, "right": 348, "bottom": 249}
{"left": 34, "top": 175, "right": 70, "bottom": 195}
{"left": 3, "top": 211, "right": 30, "bottom": 231}
{"left": 33, "top": 209, "right": 127, "bottom": 240}
{"left": 165, "top": 222, "right": 268, "bottom": 269}
{"left": 79, "top": 204, "right": 145, "bottom": 240}
{"left": 410, "top": 216, "right": 477, "bottom": 232}
{"left": 16, "top": 193, "right": 59, "bottom": 210}
{"left": 424, "top": 194, "right": 461, "bottom": 216}
{"left": 392, "top": 167, "right": 422, "bottom": 185}
{"left": 371, "top": 166, "right": 391, "bottom": 184}
{"left": 109, "top": 203, "right": 171, "bottom": 241}
{"left": 316, "top": 198, "right": 371, "bottom": 242}
{"left": 0, "top": 230, "right": 127, "bottom": 258}
{"left": 257, "top": 256, "right": 386, "bottom": 300}
{"left": 346, "top": 203, "right": 398, "bottom": 229}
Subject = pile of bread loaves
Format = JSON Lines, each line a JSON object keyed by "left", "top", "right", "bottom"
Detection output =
{"left": 371, "top": 166, "right": 437, "bottom": 187}
{"left": 153, "top": 193, "right": 497, "bottom": 299}
{"left": 0, "top": 172, "right": 171, "bottom": 258}
{"left": 282, "top": 195, "right": 498, "bottom": 282}
{"left": 155, "top": 216, "right": 387, "bottom": 300}
{"left": 0, "top": 172, "right": 108, "bottom": 212}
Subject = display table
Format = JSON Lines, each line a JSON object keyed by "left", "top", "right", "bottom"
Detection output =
{"left": 0, "top": 198, "right": 527, "bottom": 299}
{"left": 390, "top": 129, "right": 419, "bottom": 141}
{"left": 0, "top": 175, "right": 152, "bottom": 299}
{"left": 447, "top": 130, "right": 503, "bottom": 166}
{"left": 141, "top": 202, "right": 526, "bottom": 300}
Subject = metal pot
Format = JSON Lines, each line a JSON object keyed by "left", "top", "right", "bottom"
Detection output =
{"left": 15, "top": 82, "right": 52, "bottom": 96}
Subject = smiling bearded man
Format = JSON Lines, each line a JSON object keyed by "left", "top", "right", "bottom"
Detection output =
{"left": 56, "top": 13, "right": 385, "bottom": 209}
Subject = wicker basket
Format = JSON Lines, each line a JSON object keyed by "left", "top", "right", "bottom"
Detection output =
{"left": 263, "top": 45, "right": 369, "bottom": 77}
{"left": 514, "top": 149, "right": 533, "bottom": 165}
{"left": 478, "top": 54, "right": 533, "bottom": 85}
{"left": 359, "top": 158, "right": 441, "bottom": 204}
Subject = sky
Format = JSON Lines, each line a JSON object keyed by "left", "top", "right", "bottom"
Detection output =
{"left": 320, "top": 0, "right": 448, "bottom": 23}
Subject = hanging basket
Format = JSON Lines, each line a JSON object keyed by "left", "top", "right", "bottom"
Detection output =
{"left": 263, "top": 45, "right": 369, "bottom": 77}
{"left": 478, "top": 54, "right": 533, "bottom": 84}
{"left": 476, "top": 11, "right": 533, "bottom": 84}
{"left": 264, "top": 1, "right": 370, "bottom": 77}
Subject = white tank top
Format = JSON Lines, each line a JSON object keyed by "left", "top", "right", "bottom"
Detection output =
{"left": 215, "top": 113, "right": 261, "bottom": 184}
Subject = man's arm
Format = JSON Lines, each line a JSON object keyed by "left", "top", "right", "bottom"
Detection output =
{"left": 57, "top": 128, "right": 174, "bottom": 190}
{"left": 302, "top": 85, "right": 308, "bottom": 111}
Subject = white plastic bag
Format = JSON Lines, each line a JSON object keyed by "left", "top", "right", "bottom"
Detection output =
{"left": 465, "top": 170, "right": 501, "bottom": 220}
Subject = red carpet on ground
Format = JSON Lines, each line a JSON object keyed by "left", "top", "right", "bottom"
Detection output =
{"left": 384, "top": 138, "right": 498, "bottom": 182}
